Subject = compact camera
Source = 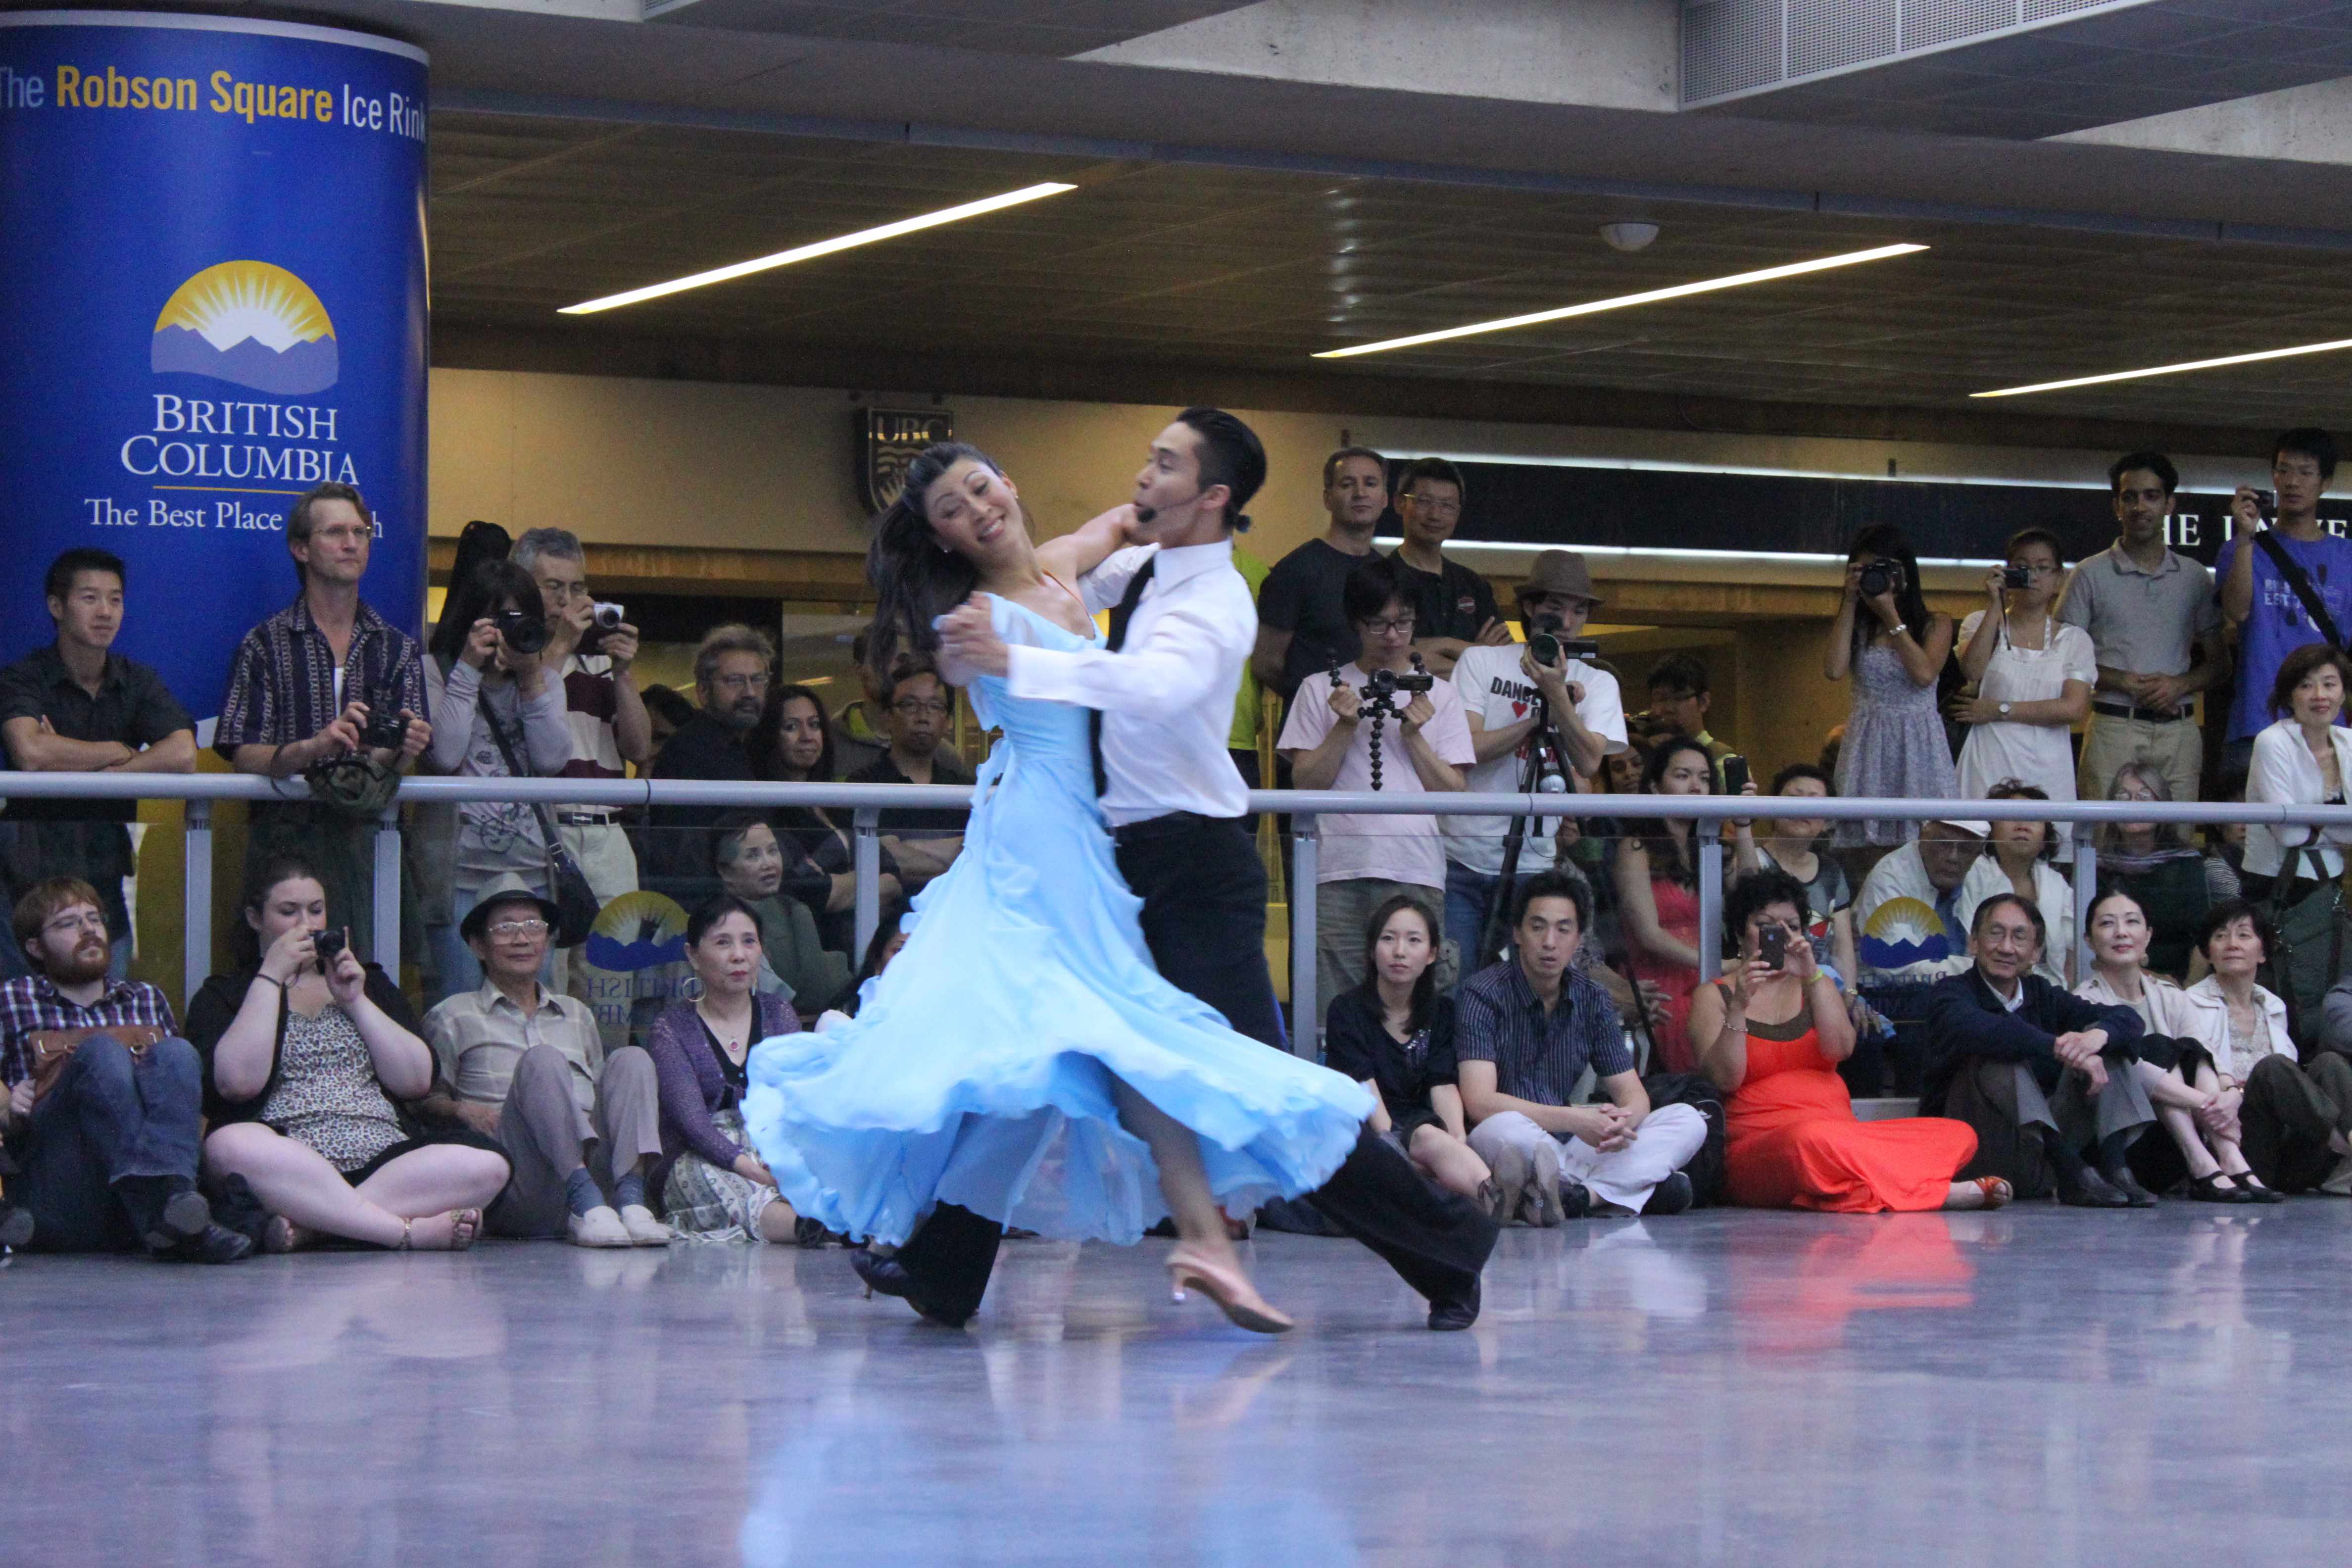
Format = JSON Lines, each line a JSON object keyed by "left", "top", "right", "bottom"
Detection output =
{"left": 312, "top": 927, "right": 347, "bottom": 967}
{"left": 358, "top": 707, "right": 409, "bottom": 750}
{"left": 2002, "top": 565, "right": 2032, "bottom": 590}
{"left": 495, "top": 608, "right": 550, "bottom": 656}
{"left": 1858, "top": 557, "right": 1906, "bottom": 599}
{"left": 590, "top": 601, "right": 625, "bottom": 630}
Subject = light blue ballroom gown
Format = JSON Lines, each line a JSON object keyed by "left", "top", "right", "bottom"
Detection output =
{"left": 741, "top": 594, "right": 1373, "bottom": 1246}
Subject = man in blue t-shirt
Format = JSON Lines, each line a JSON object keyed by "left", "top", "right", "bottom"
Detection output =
{"left": 2218, "top": 427, "right": 2351, "bottom": 773}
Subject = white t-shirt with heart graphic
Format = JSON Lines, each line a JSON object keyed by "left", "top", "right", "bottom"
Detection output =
{"left": 1440, "top": 641, "right": 1627, "bottom": 877}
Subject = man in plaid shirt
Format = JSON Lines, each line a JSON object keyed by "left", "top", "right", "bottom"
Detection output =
{"left": 0, "top": 878, "right": 249, "bottom": 1261}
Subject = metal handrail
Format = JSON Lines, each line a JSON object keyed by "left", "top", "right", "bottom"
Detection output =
{"left": 13, "top": 772, "right": 2298, "bottom": 1053}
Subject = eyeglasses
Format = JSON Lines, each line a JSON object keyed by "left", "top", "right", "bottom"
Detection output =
{"left": 892, "top": 698, "right": 951, "bottom": 717}
{"left": 488, "top": 919, "right": 550, "bottom": 939}
{"left": 712, "top": 674, "right": 771, "bottom": 695}
{"left": 311, "top": 525, "right": 370, "bottom": 543}
{"left": 1400, "top": 493, "right": 1461, "bottom": 517}
{"left": 41, "top": 912, "right": 106, "bottom": 938}
{"left": 1359, "top": 617, "right": 1416, "bottom": 637}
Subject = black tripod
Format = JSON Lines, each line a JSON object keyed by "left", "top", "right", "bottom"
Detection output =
{"left": 1474, "top": 713, "right": 1574, "bottom": 973}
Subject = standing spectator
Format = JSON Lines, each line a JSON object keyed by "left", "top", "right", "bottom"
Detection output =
{"left": 1252, "top": 446, "right": 1385, "bottom": 701}
{"left": 1456, "top": 871, "right": 1710, "bottom": 1223}
{"left": 845, "top": 660, "right": 973, "bottom": 895}
{"left": 1226, "top": 540, "right": 1274, "bottom": 809}
{"left": 1733, "top": 764, "right": 1859, "bottom": 984}
{"left": 646, "top": 624, "right": 774, "bottom": 884}
{"left": 418, "top": 875, "right": 669, "bottom": 1247}
{"left": 0, "top": 879, "right": 247, "bottom": 1261}
{"left": 1613, "top": 736, "right": 1730, "bottom": 1075}
{"left": 1827, "top": 524, "right": 1958, "bottom": 848}
{"left": 0, "top": 548, "right": 196, "bottom": 978}
{"left": 752, "top": 685, "right": 903, "bottom": 955}
{"left": 1961, "top": 782, "right": 2074, "bottom": 987}
{"left": 710, "top": 812, "right": 852, "bottom": 1014}
{"left": 2096, "top": 761, "right": 2213, "bottom": 982}
{"left": 215, "top": 481, "right": 432, "bottom": 959}
{"left": 1921, "top": 894, "right": 2154, "bottom": 1206}
{"left": 1385, "top": 458, "right": 1508, "bottom": 680}
{"left": 1277, "top": 556, "right": 1474, "bottom": 1013}
{"left": 2060, "top": 452, "right": 2227, "bottom": 806}
{"left": 1950, "top": 529, "right": 2094, "bottom": 838}
{"left": 1642, "top": 653, "right": 1739, "bottom": 790}
{"left": 420, "top": 560, "right": 571, "bottom": 1003}
{"left": 1440, "top": 550, "right": 1624, "bottom": 970}
{"left": 513, "top": 527, "right": 651, "bottom": 918}
{"left": 2218, "top": 428, "right": 2350, "bottom": 775}
{"left": 639, "top": 685, "right": 695, "bottom": 771}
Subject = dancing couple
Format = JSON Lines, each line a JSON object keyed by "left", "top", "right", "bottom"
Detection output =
{"left": 742, "top": 409, "right": 1497, "bottom": 1332}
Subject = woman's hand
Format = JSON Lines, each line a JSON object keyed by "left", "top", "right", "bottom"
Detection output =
{"left": 733, "top": 1152, "right": 779, "bottom": 1188}
{"left": 1946, "top": 691, "right": 2003, "bottom": 726}
{"left": 463, "top": 617, "right": 501, "bottom": 670}
{"left": 322, "top": 931, "right": 367, "bottom": 1007}
{"left": 1636, "top": 979, "right": 1672, "bottom": 1029}
{"left": 1866, "top": 589, "right": 1904, "bottom": 630}
{"left": 1842, "top": 561, "right": 1865, "bottom": 604}
{"left": 260, "top": 925, "right": 316, "bottom": 988}
{"left": 1783, "top": 930, "right": 1820, "bottom": 985}
{"left": 1982, "top": 567, "right": 2010, "bottom": 605}
{"left": 1725, "top": 955, "right": 1772, "bottom": 1018}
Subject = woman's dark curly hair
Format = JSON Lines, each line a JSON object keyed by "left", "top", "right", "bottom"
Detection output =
{"left": 1721, "top": 867, "right": 1810, "bottom": 960}
{"left": 864, "top": 442, "right": 1003, "bottom": 681}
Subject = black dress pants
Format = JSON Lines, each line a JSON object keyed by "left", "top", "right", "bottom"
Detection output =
{"left": 893, "top": 814, "right": 1496, "bottom": 1323}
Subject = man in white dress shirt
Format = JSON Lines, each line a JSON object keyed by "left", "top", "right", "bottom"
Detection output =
{"left": 900, "top": 408, "right": 1499, "bottom": 1332}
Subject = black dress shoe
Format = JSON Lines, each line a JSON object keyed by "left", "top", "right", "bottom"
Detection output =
{"left": 850, "top": 1247, "right": 968, "bottom": 1327}
{"left": 1426, "top": 1281, "right": 1479, "bottom": 1332}
{"left": 2056, "top": 1168, "right": 2132, "bottom": 1209}
{"left": 142, "top": 1188, "right": 219, "bottom": 1256}
{"left": 2103, "top": 1168, "right": 2159, "bottom": 1208}
{"left": 187, "top": 1224, "right": 254, "bottom": 1264}
{"left": 2232, "top": 1173, "right": 2289, "bottom": 1206}
{"left": 1645, "top": 1172, "right": 1695, "bottom": 1217}
{"left": 0, "top": 1204, "right": 32, "bottom": 1250}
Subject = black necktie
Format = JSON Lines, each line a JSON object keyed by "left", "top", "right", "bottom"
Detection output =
{"left": 1090, "top": 557, "right": 1157, "bottom": 798}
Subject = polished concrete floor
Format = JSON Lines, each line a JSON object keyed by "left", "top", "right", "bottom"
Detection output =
{"left": 5, "top": 1201, "right": 2346, "bottom": 1566}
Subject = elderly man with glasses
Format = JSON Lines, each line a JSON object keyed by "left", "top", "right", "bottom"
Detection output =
{"left": 419, "top": 874, "right": 668, "bottom": 1246}
{"left": 846, "top": 659, "right": 973, "bottom": 895}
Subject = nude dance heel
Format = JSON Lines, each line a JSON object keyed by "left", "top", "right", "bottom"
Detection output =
{"left": 1166, "top": 1245, "right": 1292, "bottom": 1334}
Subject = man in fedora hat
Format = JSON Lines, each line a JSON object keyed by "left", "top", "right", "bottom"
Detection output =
{"left": 1439, "top": 550, "right": 1627, "bottom": 974}
{"left": 419, "top": 872, "right": 669, "bottom": 1247}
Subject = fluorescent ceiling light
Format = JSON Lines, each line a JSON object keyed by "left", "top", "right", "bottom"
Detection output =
{"left": 1973, "top": 337, "right": 2352, "bottom": 398}
{"left": 1312, "top": 243, "right": 1929, "bottom": 359}
{"left": 559, "top": 182, "right": 1078, "bottom": 315}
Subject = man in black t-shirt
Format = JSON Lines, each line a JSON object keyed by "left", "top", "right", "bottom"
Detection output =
{"left": 1251, "top": 445, "right": 1388, "bottom": 700}
{"left": 845, "top": 661, "right": 973, "bottom": 894}
{"left": 1385, "top": 456, "right": 1506, "bottom": 680}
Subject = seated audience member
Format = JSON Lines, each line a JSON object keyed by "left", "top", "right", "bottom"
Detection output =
{"left": 2244, "top": 642, "right": 2352, "bottom": 911}
{"left": 847, "top": 659, "right": 974, "bottom": 895}
{"left": 0, "top": 879, "right": 246, "bottom": 1260}
{"left": 2096, "top": 761, "right": 2211, "bottom": 981}
{"left": 0, "top": 548, "right": 197, "bottom": 978}
{"left": 647, "top": 624, "right": 775, "bottom": 881}
{"left": 1962, "top": 782, "right": 2074, "bottom": 986}
{"left": 711, "top": 812, "right": 852, "bottom": 1016}
{"left": 2079, "top": 889, "right": 2294, "bottom": 1203}
{"left": 1278, "top": 556, "right": 1474, "bottom": 1010}
{"left": 1950, "top": 528, "right": 2093, "bottom": 813}
{"left": 1921, "top": 894, "right": 2154, "bottom": 1207}
{"left": 1455, "top": 871, "right": 1709, "bottom": 1224}
{"left": 2204, "top": 763, "right": 2250, "bottom": 903}
{"left": 753, "top": 683, "right": 903, "bottom": 953}
{"left": 1440, "top": 549, "right": 1625, "bottom": 970}
{"left": 190, "top": 855, "right": 509, "bottom": 1251}
{"left": 1322, "top": 896, "right": 1490, "bottom": 1203}
{"left": 1251, "top": 445, "right": 1384, "bottom": 702}
{"left": 1733, "top": 764, "right": 1858, "bottom": 983}
{"left": 1642, "top": 652, "right": 1738, "bottom": 790}
{"left": 1694, "top": 870, "right": 1996, "bottom": 1213}
{"left": 816, "top": 918, "right": 910, "bottom": 1029}
{"left": 1614, "top": 736, "right": 1736, "bottom": 1074}
{"left": 418, "top": 875, "right": 669, "bottom": 1247}
{"left": 648, "top": 897, "right": 806, "bottom": 1242}
{"left": 421, "top": 558, "right": 571, "bottom": 1003}
{"left": 1827, "top": 522, "right": 1959, "bottom": 849}
{"left": 1850, "top": 815, "right": 1989, "bottom": 1093}
{"left": 1384, "top": 457, "right": 1507, "bottom": 680}
{"left": 216, "top": 482, "right": 431, "bottom": 959}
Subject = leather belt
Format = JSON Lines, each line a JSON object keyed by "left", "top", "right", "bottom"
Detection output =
{"left": 1111, "top": 811, "right": 1238, "bottom": 847}
{"left": 2091, "top": 700, "right": 2188, "bottom": 724}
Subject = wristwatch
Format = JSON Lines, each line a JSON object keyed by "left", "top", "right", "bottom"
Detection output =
{"left": 1998, "top": 701, "right": 2012, "bottom": 718}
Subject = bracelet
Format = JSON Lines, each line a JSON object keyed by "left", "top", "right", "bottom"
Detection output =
{"left": 1889, "top": 622, "right": 1910, "bottom": 637}
{"left": 253, "top": 972, "right": 286, "bottom": 991}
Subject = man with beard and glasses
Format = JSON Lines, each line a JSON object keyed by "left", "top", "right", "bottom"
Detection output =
{"left": 0, "top": 879, "right": 250, "bottom": 1261}
{"left": 646, "top": 624, "right": 776, "bottom": 884}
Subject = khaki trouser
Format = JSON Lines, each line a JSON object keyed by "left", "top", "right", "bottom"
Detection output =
{"left": 483, "top": 1043, "right": 664, "bottom": 1238}
{"left": 2077, "top": 711, "right": 2201, "bottom": 805}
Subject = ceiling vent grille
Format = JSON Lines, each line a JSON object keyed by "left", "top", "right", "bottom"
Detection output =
{"left": 1789, "top": 0, "right": 1895, "bottom": 78}
{"left": 1683, "top": 0, "right": 2142, "bottom": 106}
{"left": 1902, "top": 0, "right": 2013, "bottom": 51}
{"left": 1683, "top": 0, "right": 1786, "bottom": 103}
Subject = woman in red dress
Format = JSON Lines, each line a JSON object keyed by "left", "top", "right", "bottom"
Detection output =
{"left": 1691, "top": 869, "right": 2007, "bottom": 1213}
{"left": 1614, "top": 736, "right": 1718, "bottom": 1074}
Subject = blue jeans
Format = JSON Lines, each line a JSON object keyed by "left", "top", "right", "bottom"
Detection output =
{"left": 18, "top": 1034, "right": 204, "bottom": 1252}
{"left": 1444, "top": 861, "right": 1502, "bottom": 978}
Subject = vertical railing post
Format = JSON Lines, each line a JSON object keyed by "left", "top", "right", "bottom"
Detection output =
{"left": 1290, "top": 814, "right": 1319, "bottom": 1059}
{"left": 183, "top": 799, "right": 212, "bottom": 1012}
{"left": 1698, "top": 816, "right": 1723, "bottom": 983}
{"left": 853, "top": 806, "right": 881, "bottom": 958}
{"left": 2072, "top": 822, "right": 2098, "bottom": 982}
{"left": 373, "top": 802, "right": 402, "bottom": 974}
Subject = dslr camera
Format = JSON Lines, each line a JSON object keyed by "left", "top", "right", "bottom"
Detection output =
{"left": 495, "top": 608, "right": 550, "bottom": 656}
{"left": 358, "top": 706, "right": 409, "bottom": 750}
{"left": 1858, "top": 557, "right": 1906, "bottom": 599}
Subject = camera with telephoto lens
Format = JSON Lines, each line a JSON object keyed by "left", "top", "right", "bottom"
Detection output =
{"left": 357, "top": 706, "right": 408, "bottom": 750}
{"left": 1528, "top": 631, "right": 1603, "bottom": 667}
{"left": 495, "top": 608, "right": 550, "bottom": 656}
{"left": 311, "top": 928, "right": 346, "bottom": 967}
{"left": 1858, "top": 557, "right": 1906, "bottom": 599}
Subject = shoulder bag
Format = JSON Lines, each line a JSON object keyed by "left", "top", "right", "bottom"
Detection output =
{"left": 28, "top": 1025, "right": 170, "bottom": 1106}
{"left": 476, "top": 690, "right": 601, "bottom": 948}
{"left": 2263, "top": 844, "right": 2352, "bottom": 1043}
{"left": 2252, "top": 528, "right": 2348, "bottom": 650}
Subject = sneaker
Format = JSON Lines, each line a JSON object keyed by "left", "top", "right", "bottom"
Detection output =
{"left": 568, "top": 1205, "right": 633, "bottom": 1248}
{"left": 618, "top": 1204, "right": 672, "bottom": 1246}
{"left": 1645, "top": 1171, "right": 1696, "bottom": 1217}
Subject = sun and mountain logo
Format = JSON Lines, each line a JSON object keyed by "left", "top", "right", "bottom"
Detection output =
{"left": 1858, "top": 896, "right": 1963, "bottom": 973}
{"left": 150, "top": 261, "right": 339, "bottom": 396}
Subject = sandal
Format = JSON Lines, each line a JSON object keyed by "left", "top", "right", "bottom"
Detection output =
{"left": 2185, "top": 1172, "right": 2254, "bottom": 1204}
{"left": 2230, "top": 1173, "right": 2288, "bottom": 1206}
{"left": 1974, "top": 1176, "right": 2013, "bottom": 1210}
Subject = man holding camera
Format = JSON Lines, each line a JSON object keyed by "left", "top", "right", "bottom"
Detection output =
{"left": 218, "top": 482, "right": 431, "bottom": 960}
{"left": 1277, "top": 555, "right": 1475, "bottom": 1020}
{"left": 1439, "top": 550, "right": 1625, "bottom": 974}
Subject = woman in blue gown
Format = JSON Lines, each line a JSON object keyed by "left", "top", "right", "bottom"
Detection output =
{"left": 742, "top": 443, "right": 1373, "bottom": 1333}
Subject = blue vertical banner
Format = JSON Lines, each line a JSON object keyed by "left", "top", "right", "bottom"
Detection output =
{"left": 0, "top": 11, "right": 427, "bottom": 722}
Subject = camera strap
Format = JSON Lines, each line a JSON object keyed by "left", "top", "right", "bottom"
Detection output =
{"left": 2253, "top": 528, "right": 2348, "bottom": 650}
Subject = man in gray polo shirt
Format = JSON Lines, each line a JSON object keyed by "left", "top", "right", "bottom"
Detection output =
{"left": 2058, "top": 451, "right": 2227, "bottom": 804}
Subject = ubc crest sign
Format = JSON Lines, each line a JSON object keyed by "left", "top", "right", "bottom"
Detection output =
{"left": 856, "top": 408, "right": 954, "bottom": 514}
